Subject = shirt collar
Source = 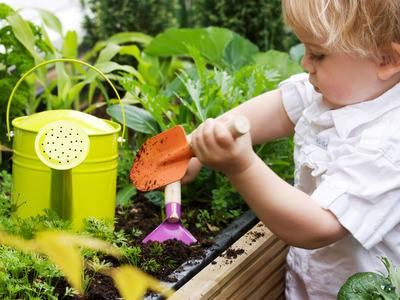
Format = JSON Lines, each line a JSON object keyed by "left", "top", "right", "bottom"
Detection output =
{"left": 330, "top": 83, "right": 400, "bottom": 138}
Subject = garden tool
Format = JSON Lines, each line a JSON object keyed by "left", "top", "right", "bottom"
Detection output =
{"left": 142, "top": 180, "right": 197, "bottom": 245}
{"left": 130, "top": 115, "right": 250, "bottom": 191}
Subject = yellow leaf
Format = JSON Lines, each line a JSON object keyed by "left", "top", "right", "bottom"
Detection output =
{"left": 38, "top": 230, "right": 121, "bottom": 258}
{"left": 34, "top": 230, "right": 122, "bottom": 293}
{"left": 35, "top": 231, "right": 84, "bottom": 293}
{"left": 109, "top": 265, "right": 174, "bottom": 300}
{"left": 0, "top": 231, "right": 38, "bottom": 253}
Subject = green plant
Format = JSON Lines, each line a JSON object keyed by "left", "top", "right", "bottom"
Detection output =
{"left": 121, "top": 245, "right": 141, "bottom": 266}
{"left": 81, "top": 0, "right": 181, "bottom": 48}
{"left": 106, "top": 27, "right": 301, "bottom": 227}
{"left": 141, "top": 258, "right": 161, "bottom": 274}
{"left": 338, "top": 257, "right": 400, "bottom": 299}
{"left": 190, "top": 0, "right": 298, "bottom": 51}
{"left": 0, "top": 4, "right": 52, "bottom": 148}
{"left": 0, "top": 170, "right": 12, "bottom": 217}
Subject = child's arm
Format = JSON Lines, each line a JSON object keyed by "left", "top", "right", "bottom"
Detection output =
{"left": 190, "top": 111, "right": 348, "bottom": 249}
{"left": 182, "top": 88, "right": 294, "bottom": 183}
{"left": 228, "top": 156, "right": 348, "bottom": 249}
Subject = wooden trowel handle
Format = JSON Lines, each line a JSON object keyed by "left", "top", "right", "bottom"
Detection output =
{"left": 187, "top": 115, "right": 250, "bottom": 143}
{"left": 165, "top": 181, "right": 181, "bottom": 222}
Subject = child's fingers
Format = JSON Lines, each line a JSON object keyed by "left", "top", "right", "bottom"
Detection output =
{"left": 191, "top": 122, "right": 208, "bottom": 158}
{"left": 202, "top": 118, "right": 219, "bottom": 149}
{"left": 214, "top": 121, "right": 234, "bottom": 148}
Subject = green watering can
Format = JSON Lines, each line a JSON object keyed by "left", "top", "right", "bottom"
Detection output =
{"left": 6, "top": 58, "right": 126, "bottom": 229}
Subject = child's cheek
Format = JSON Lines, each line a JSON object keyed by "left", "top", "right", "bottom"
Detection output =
{"left": 320, "top": 81, "right": 355, "bottom": 106}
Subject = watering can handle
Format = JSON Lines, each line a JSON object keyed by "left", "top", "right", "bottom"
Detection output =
{"left": 6, "top": 58, "right": 126, "bottom": 142}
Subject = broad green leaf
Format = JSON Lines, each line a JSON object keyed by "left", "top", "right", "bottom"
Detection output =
{"left": 145, "top": 27, "right": 257, "bottom": 69}
{"left": 381, "top": 257, "right": 400, "bottom": 297}
{"left": 138, "top": 53, "right": 161, "bottom": 86}
{"left": 223, "top": 34, "right": 258, "bottom": 71}
{"left": 106, "top": 104, "right": 159, "bottom": 135}
{"left": 337, "top": 272, "right": 397, "bottom": 300}
{"left": 254, "top": 50, "right": 303, "bottom": 79}
{"left": 7, "top": 13, "right": 42, "bottom": 63}
{"left": 62, "top": 31, "right": 78, "bottom": 58}
{"left": 36, "top": 8, "right": 63, "bottom": 37}
{"left": 108, "top": 32, "right": 153, "bottom": 46}
{"left": 116, "top": 185, "right": 137, "bottom": 207}
{"left": 109, "top": 266, "right": 173, "bottom": 300}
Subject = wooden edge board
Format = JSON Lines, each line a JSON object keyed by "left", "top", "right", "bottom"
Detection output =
{"left": 170, "top": 222, "right": 288, "bottom": 300}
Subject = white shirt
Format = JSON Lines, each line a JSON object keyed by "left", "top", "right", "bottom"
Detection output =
{"left": 279, "top": 73, "right": 400, "bottom": 299}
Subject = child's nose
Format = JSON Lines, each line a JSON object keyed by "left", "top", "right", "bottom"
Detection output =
{"left": 301, "top": 55, "right": 316, "bottom": 74}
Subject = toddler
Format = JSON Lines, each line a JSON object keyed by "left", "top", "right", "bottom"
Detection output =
{"left": 184, "top": 0, "right": 400, "bottom": 298}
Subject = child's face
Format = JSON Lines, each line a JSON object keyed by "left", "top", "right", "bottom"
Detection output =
{"left": 299, "top": 35, "right": 396, "bottom": 108}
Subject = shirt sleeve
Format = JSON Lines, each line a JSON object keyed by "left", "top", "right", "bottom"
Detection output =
{"left": 279, "top": 72, "right": 315, "bottom": 125}
{"left": 311, "top": 139, "right": 400, "bottom": 250}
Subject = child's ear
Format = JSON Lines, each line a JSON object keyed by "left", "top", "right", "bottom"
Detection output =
{"left": 377, "top": 42, "right": 400, "bottom": 80}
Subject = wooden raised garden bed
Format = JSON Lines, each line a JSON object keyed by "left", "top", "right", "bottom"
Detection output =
{"left": 171, "top": 222, "right": 288, "bottom": 300}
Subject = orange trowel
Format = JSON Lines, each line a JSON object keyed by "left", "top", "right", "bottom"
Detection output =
{"left": 130, "top": 116, "right": 250, "bottom": 192}
{"left": 131, "top": 116, "right": 250, "bottom": 245}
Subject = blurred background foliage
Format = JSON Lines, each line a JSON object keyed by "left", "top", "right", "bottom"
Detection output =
{"left": 80, "top": 0, "right": 298, "bottom": 52}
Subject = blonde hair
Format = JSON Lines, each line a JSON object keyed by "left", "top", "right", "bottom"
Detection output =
{"left": 282, "top": 0, "right": 400, "bottom": 57}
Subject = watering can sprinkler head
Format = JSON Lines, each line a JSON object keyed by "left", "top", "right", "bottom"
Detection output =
{"left": 35, "top": 120, "right": 90, "bottom": 170}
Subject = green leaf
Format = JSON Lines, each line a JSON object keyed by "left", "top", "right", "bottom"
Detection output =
{"left": 55, "top": 62, "right": 71, "bottom": 108}
{"left": 381, "top": 257, "right": 400, "bottom": 297}
{"left": 36, "top": 8, "right": 63, "bottom": 37}
{"left": 337, "top": 272, "right": 397, "bottom": 300}
{"left": 7, "top": 13, "right": 42, "bottom": 63}
{"left": 119, "top": 45, "right": 142, "bottom": 62}
{"left": 145, "top": 27, "right": 257, "bottom": 69}
{"left": 0, "top": 3, "right": 14, "bottom": 18}
{"left": 106, "top": 104, "right": 159, "bottom": 135}
{"left": 144, "top": 191, "right": 164, "bottom": 207}
{"left": 107, "top": 32, "right": 152, "bottom": 46}
{"left": 223, "top": 33, "right": 258, "bottom": 71}
{"left": 254, "top": 50, "right": 303, "bottom": 79}
{"left": 116, "top": 185, "right": 137, "bottom": 207}
{"left": 96, "top": 43, "right": 121, "bottom": 63}
{"left": 95, "top": 61, "right": 144, "bottom": 83}
{"left": 62, "top": 31, "right": 78, "bottom": 58}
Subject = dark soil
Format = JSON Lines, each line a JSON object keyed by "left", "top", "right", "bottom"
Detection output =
{"left": 55, "top": 192, "right": 221, "bottom": 299}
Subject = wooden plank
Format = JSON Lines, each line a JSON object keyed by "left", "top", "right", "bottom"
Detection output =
{"left": 226, "top": 245, "right": 287, "bottom": 299}
{"left": 245, "top": 265, "right": 286, "bottom": 300}
{"left": 170, "top": 222, "right": 287, "bottom": 300}
{"left": 221, "top": 240, "right": 287, "bottom": 299}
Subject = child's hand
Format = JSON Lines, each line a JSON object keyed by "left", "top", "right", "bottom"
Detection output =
{"left": 190, "top": 117, "right": 256, "bottom": 176}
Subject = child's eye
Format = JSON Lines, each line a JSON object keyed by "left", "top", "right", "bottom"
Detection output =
{"left": 310, "top": 53, "right": 326, "bottom": 61}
